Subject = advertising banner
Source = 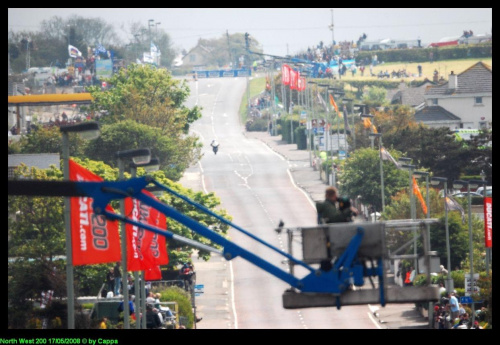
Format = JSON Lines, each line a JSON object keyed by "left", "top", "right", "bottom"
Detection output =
{"left": 484, "top": 197, "right": 492, "bottom": 247}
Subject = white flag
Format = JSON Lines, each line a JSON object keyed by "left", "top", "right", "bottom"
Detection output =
{"left": 143, "top": 52, "right": 154, "bottom": 63}
{"left": 68, "top": 45, "right": 82, "bottom": 58}
{"left": 380, "top": 147, "right": 401, "bottom": 169}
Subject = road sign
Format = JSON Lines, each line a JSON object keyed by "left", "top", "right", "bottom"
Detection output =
{"left": 460, "top": 296, "right": 473, "bottom": 304}
{"left": 465, "top": 273, "right": 480, "bottom": 296}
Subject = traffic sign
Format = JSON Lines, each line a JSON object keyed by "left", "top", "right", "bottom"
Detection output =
{"left": 460, "top": 296, "right": 473, "bottom": 304}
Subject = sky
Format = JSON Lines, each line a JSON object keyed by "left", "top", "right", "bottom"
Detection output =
{"left": 8, "top": 8, "right": 492, "bottom": 57}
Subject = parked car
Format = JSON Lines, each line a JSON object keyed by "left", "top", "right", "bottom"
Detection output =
{"left": 476, "top": 186, "right": 492, "bottom": 197}
{"left": 451, "top": 192, "right": 483, "bottom": 198}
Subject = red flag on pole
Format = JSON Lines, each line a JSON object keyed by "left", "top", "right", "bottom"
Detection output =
{"left": 69, "top": 160, "right": 121, "bottom": 265}
{"left": 282, "top": 64, "right": 290, "bottom": 85}
{"left": 289, "top": 69, "right": 299, "bottom": 90}
{"left": 298, "top": 77, "right": 306, "bottom": 91}
{"left": 125, "top": 190, "right": 169, "bottom": 272}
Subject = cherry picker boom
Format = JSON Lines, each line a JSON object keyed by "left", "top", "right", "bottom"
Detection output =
{"left": 9, "top": 176, "right": 440, "bottom": 310}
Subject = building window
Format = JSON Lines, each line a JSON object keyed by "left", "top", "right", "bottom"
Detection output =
{"left": 474, "top": 97, "right": 483, "bottom": 105}
{"left": 479, "top": 121, "right": 487, "bottom": 129}
{"left": 189, "top": 55, "right": 196, "bottom": 62}
{"left": 430, "top": 98, "right": 438, "bottom": 105}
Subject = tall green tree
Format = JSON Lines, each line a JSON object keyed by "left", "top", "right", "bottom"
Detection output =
{"left": 83, "top": 120, "right": 201, "bottom": 181}
{"left": 338, "top": 147, "right": 408, "bottom": 212}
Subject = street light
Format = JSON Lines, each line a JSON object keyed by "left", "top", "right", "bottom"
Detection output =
{"left": 369, "top": 132, "right": 385, "bottom": 213}
{"left": 475, "top": 175, "right": 490, "bottom": 276}
{"left": 129, "top": 157, "right": 160, "bottom": 329}
{"left": 430, "top": 177, "right": 453, "bottom": 293}
{"left": 307, "top": 81, "right": 317, "bottom": 167}
{"left": 400, "top": 162, "right": 418, "bottom": 270}
{"left": 60, "top": 122, "right": 100, "bottom": 329}
{"left": 115, "top": 148, "right": 151, "bottom": 329}
{"left": 452, "top": 179, "right": 482, "bottom": 326}
{"left": 413, "top": 170, "right": 433, "bottom": 327}
{"left": 360, "top": 113, "right": 375, "bottom": 148}
{"left": 342, "top": 98, "right": 356, "bottom": 151}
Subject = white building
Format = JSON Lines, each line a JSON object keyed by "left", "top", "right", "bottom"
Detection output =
{"left": 415, "top": 61, "right": 492, "bottom": 130}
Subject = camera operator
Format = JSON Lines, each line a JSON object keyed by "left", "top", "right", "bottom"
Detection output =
{"left": 316, "top": 186, "right": 358, "bottom": 224}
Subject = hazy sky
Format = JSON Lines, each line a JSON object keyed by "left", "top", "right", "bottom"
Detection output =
{"left": 8, "top": 8, "right": 492, "bottom": 57}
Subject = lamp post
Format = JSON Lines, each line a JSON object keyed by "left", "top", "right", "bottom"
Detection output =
{"left": 413, "top": 171, "right": 432, "bottom": 327}
{"left": 129, "top": 157, "right": 160, "bottom": 329}
{"left": 400, "top": 160, "right": 417, "bottom": 270}
{"left": 333, "top": 90, "right": 347, "bottom": 158}
{"left": 307, "top": 81, "right": 317, "bottom": 167}
{"left": 328, "top": 88, "right": 341, "bottom": 159}
{"left": 342, "top": 98, "right": 356, "bottom": 152}
{"left": 452, "top": 179, "right": 482, "bottom": 326}
{"left": 148, "top": 19, "right": 154, "bottom": 45}
{"left": 60, "top": 122, "right": 101, "bottom": 329}
{"left": 369, "top": 132, "right": 385, "bottom": 213}
{"left": 478, "top": 173, "right": 490, "bottom": 276}
{"left": 360, "top": 113, "right": 375, "bottom": 148}
{"left": 115, "top": 148, "right": 151, "bottom": 329}
{"left": 431, "top": 177, "right": 453, "bottom": 293}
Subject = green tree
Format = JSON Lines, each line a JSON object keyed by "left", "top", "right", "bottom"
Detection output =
{"left": 11, "top": 125, "right": 87, "bottom": 156}
{"left": 362, "top": 86, "right": 389, "bottom": 108}
{"left": 384, "top": 125, "right": 467, "bottom": 182}
{"left": 83, "top": 120, "right": 201, "bottom": 181}
{"left": 338, "top": 147, "right": 408, "bottom": 212}
{"left": 88, "top": 64, "right": 201, "bottom": 130}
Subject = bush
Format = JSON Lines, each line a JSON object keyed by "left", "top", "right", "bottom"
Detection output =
{"left": 246, "top": 118, "right": 268, "bottom": 131}
{"left": 155, "top": 286, "right": 194, "bottom": 329}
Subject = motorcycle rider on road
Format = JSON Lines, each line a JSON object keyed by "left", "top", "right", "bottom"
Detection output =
{"left": 211, "top": 140, "right": 219, "bottom": 154}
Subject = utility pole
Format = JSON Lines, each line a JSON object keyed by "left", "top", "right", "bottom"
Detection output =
{"left": 226, "top": 30, "right": 232, "bottom": 68}
{"left": 330, "top": 9, "right": 335, "bottom": 46}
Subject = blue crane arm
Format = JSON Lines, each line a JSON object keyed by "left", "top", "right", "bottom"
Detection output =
{"left": 8, "top": 177, "right": 378, "bottom": 299}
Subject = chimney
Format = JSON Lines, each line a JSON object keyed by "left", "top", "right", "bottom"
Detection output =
{"left": 449, "top": 71, "right": 458, "bottom": 89}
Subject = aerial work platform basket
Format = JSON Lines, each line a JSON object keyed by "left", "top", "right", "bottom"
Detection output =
{"left": 280, "top": 220, "right": 440, "bottom": 309}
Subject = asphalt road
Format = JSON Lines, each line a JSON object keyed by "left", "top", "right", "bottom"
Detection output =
{"left": 178, "top": 76, "right": 431, "bottom": 329}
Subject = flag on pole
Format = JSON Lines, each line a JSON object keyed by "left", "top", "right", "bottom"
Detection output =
{"left": 69, "top": 160, "right": 121, "bottom": 265}
{"left": 413, "top": 176, "right": 428, "bottom": 215}
{"left": 281, "top": 64, "right": 290, "bottom": 85}
{"left": 317, "top": 91, "right": 328, "bottom": 112}
{"left": 143, "top": 52, "right": 154, "bottom": 64}
{"left": 380, "top": 147, "right": 401, "bottom": 169}
{"left": 68, "top": 45, "right": 82, "bottom": 58}
{"left": 95, "top": 43, "right": 107, "bottom": 55}
{"left": 343, "top": 105, "right": 351, "bottom": 135}
{"left": 124, "top": 190, "right": 169, "bottom": 272}
{"left": 445, "top": 196, "right": 466, "bottom": 224}
{"left": 329, "top": 94, "right": 339, "bottom": 113}
{"left": 150, "top": 42, "right": 161, "bottom": 56}
{"left": 289, "top": 69, "right": 299, "bottom": 90}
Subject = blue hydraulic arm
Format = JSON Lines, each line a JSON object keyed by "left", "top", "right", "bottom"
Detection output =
{"left": 8, "top": 177, "right": 383, "bottom": 304}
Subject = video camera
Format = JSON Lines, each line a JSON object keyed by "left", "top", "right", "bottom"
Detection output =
{"left": 337, "top": 196, "right": 351, "bottom": 211}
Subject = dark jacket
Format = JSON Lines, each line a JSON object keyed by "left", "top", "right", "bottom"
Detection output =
{"left": 146, "top": 310, "right": 162, "bottom": 329}
{"left": 316, "top": 200, "right": 352, "bottom": 224}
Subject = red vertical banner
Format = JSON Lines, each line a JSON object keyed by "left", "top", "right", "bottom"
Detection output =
{"left": 124, "top": 190, "right": 169, "bottom": 273}
{"left": 298, "top": 77, "right": 306, "bottom": 91}
{"left": 289, "top": 69, "right": 298, "bottom": 90}
{"left": 484, "top": 197, "right": 492, "bottom": 248}
{"left": 282, "top": 64, "right": 290, "bottom": 85}
{"left": 125, "top": 197, "right": 154, "bottom": 272}
{"left": 69, "top": 160, "right": 121, "bottom": 265}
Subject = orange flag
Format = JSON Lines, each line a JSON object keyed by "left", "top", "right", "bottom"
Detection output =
{"left": 329, "top": 94, "right": 339, "bottom": 114}
{"left": 412, "top": 176, "right": 428, "bottom": 215}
